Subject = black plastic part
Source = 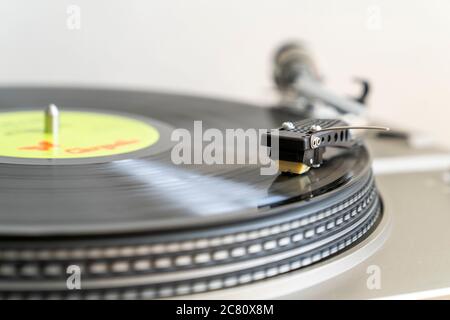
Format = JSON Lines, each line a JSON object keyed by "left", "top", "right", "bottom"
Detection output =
{"left": 263, "top": 119, "right": 354, "bottom": 166}
{"left": 353, "top": 78, "right": 370, "bottom": 105}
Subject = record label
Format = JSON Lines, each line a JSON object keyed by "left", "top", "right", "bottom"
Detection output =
{"left": 0, "top": 111, "right": 160, "bottom": 159}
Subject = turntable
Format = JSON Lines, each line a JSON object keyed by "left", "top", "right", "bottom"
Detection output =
{"left": 0, "top": 44, "right": 449, "bottom": 300}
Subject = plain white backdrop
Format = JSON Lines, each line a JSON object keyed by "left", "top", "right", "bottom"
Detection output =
{"left": 0, "top": 0, "right": 449, "bottom": 147}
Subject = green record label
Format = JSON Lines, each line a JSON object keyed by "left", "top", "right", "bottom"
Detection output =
{"left": 0, "top": 111, "right": 160, "bottom": 159}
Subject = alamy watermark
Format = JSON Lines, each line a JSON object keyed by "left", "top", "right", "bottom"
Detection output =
{"left": 366, "top": 5, "right": 382, "bottom": 31}
{"left": 170, "top": 121, "right": 279, "bottom": 175}
{"left": 66, "top": 5, "right": 81, "bottom": 30}
{"left": 66, "top": 265, "right": 81, "bottom": 290}
{"left": 366, "top": 264, "right": 381, "bottom": 290}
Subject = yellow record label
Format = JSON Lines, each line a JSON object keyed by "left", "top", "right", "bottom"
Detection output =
{"left": 0, "top": 111, "right": 160, "bottom": 159}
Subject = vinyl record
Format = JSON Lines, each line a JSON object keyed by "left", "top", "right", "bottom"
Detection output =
{"left": 0, "top": 87, "right": 382, "bottom": 299}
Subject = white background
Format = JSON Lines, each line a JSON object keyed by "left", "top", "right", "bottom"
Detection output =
{"left": 1, "top": 0, "right": 449, "bottom": 147}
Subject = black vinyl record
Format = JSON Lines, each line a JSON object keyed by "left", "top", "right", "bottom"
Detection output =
{"left": 0, "top": 87, "right": 382, "bottom": 299}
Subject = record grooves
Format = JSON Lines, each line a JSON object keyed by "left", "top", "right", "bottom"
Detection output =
{"left": 0, "top": 87, "right": 383, "bottom": 299}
